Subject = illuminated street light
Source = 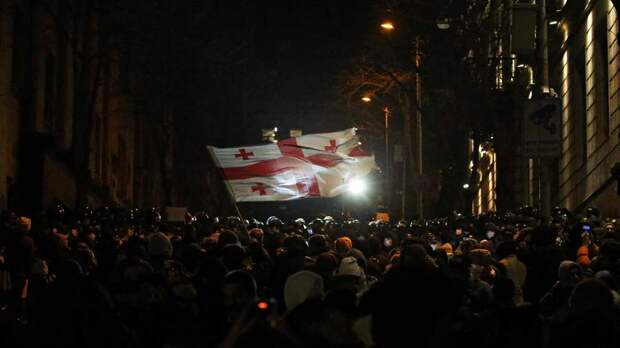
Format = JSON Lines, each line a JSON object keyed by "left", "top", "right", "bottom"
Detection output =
{"left": 361, "top": 96, "right": 372, "bottom": 103}
{"left": 463, "top": 183, "right": 470, "bottom": 189}
{"left": 436, "top": 18, "right": 450, "bottom": 30}
{"left": 348, "top": 178, "right": 368, "bottom": 195}
{"left": 380, "top": 21, "right": 395, "bottom": 31}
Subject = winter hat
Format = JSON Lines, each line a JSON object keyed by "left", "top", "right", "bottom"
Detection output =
{"left": 284, "top": 270, "right": 324, "bottom": 312}
{"left": 283, "top": 234, "right": 308, "bottom": 256}
{"left": 596, "top": 270, "right": 619, "bottom": 290}
{"left": 335, "top": 237, "right": 353, "bottom": 254}
{"left": 309, "top": 234, "right": 330, "bottom": 255}
{"left": 337, "top": 256, "right": 363, "bottom": 277}
{"left": 17, "top": 216, "right": 32, "bottom": 232}
{"left": 315, "top": 252, "right": 339, "bottom": 275}
{"left": 31, "top": 259, "right": 49, "bottom": 276}
{"left": 558, "top": 261, "right": 581, "bottom": 286}
{"left": 224, "top": 270, "right": 257, "bottom": 297}
{"left": 218, "top": 229, "right": 240, "bottom": 248}
{"left": 469, "top": 248, "right": 493, "bottom": 266}
{"left": 147, "top": 232, "right": 173, "bottom": 258}
{"left": 569, "top": 278, "right": 614, "bottom": 315}
{"left": 222, "top": 244, "right": 246, "bottom": 271}
{"left": 248, "top": 228, "right": 264, "bottom": 242}
{"left": 347, "top": 248, "right": 368, "bottom": 273}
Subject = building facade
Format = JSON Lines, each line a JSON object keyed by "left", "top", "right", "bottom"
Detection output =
{"left": 461, "top": 0, "right": 619, "bottom": 216}
{"left": 0, "top": 0, "right": 168, "bottom": 214}
{"left": 554, "top": 0, "right": 620, "bottom": 216}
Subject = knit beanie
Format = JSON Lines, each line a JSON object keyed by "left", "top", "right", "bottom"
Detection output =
{"left": 335, "top": 237, "right": 353, "bottom": 254}
{"left": 147, "top": 232, "right": 173, "bottom": 258}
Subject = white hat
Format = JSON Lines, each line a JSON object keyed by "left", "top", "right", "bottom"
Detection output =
{"left": 284, "top": 270, "right": 324, "bottom": 312}
{"left": 337, "top": 256, "right": 363, "bottom": 277}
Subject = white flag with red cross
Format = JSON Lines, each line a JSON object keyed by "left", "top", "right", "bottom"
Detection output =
{"left": 208, "top": 128, "right": 376, "bottom": 201}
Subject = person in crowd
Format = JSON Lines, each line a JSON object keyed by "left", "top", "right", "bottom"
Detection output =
{"left": 575, "top": 231, "right": 598, "bottom": 268}
{"left": 539, "top": 260, "right": 583, "bottom": 323}
{"left": 0, "top": 206, "right": 618, "bottom": 348}
{"left": 549, "top": 278, "right": 620, "bottom": 348}
{"left": 497, "top": 240, "right": 527, "bottom": 305}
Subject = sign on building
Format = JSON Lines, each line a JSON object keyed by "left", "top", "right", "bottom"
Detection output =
{"left": 523, "top": 97, "right": 562, "bottom": 158}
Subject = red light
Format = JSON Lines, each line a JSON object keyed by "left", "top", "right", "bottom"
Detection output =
{"left": 257, "top": 301, "right": 269, "bottom": 310}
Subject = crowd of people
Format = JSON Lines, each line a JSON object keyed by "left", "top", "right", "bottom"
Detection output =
{"left": 0, "top": 205, "right": 619, "bottom": 348}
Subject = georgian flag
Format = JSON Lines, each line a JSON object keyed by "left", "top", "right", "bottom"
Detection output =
{"left": 208, "top": 128, "right": 376, "bottom": 201}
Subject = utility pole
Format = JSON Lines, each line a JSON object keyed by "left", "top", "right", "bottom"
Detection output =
{"left": 415, "top": 36, "right": 423, "bottom": 220}
{"left": 384, "top": 106, "right": 390, "bottom": 210}
{"left": 384, "top": 106, "right": 390, "bottom": 179}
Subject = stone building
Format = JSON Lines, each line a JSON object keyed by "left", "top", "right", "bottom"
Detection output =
{"left": 0, "top": 0, "right": 168, "bottom": 214}
{"left": 461, "top": 0, "right": 619, "bottom": 216}
{"left": 554, "top": 0, "right": 620, "bottom": 216}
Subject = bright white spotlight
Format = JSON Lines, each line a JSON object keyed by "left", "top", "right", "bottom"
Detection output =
{"left": 462, "top": 183, "right": 470, "bottom": 189}
{"left": 348, "top": 178, "right": 367, "bottom": 195}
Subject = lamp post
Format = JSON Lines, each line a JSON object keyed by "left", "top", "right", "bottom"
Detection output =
{"left": 415, "top": 37, "right": 423, "bottom": 220}
{"left": 379, "top": 20, "right": 424, "bottom": 219}
{"left": 362, "top": 96, "right": 391, "bottom": 209}
{"left": 384, "top": 106, "right": 390, "bottom": 183}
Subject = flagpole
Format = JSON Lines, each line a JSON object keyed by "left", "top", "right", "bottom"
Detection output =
{"left": 206, "top": 146, "right": 250, "bottom": 238}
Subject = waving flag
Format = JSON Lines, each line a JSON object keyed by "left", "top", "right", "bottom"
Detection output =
{"left": 208, "top": 128, "right": 376, "bottom": 202}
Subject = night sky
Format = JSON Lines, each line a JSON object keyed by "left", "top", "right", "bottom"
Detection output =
{"left": 108, "top": 0, "right": 462, "bottom": 215}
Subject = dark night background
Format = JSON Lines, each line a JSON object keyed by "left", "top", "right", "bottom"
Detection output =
{"left": 129, "top": 0, "right": 467, "bottom": 219}
{"left": 1, "top": 0, "right": 500, "bottom": 219}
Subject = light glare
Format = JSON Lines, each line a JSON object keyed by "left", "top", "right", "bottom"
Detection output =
{"left": 348, "top": 178, "right": 367, "bottom": 195}
{"left": 380, "top": 21, "right": 395, "bottom": 31}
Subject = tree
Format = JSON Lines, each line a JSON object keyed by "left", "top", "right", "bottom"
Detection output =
{"left": 338, "top": 0, "right": 514, "bottom": 216}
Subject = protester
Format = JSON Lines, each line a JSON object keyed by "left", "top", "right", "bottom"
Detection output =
{"left": 0, "top": 205, "right": 618, "bottom": 348}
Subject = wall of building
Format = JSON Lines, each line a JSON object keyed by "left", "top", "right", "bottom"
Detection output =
{"left": 557, "top": 0, "right": 620, "bottom": 215}
{"left": 0, "top": 0, "right": 158, "bottom": 213}
{"left": 0, "top": 1, "right": 20, "bottom": 211}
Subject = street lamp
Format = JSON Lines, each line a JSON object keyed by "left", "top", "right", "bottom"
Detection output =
{"left": 377, "top": 20, "right": 424, "bottom": 219}
{"left": 348, "top": 177, "right": 368, "bottom": 196}
{"left": 436, "top": 18, "right": 451, "bottom": 30}
{"left": 359, "top": 96, "right": 391, "bottom": 212}
{"left": 383, "top": 107, "right": 390, "bottom": 183}
{"left": 380, "top": 21, "right": 395, "bottom": 31}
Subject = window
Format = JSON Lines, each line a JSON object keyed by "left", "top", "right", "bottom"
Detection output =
{"left": 118, "top": 136, "right": 128, "bottom": 200}
{"left": 55, "top": 37, "right": 68, "bottom": 137}
{"left": 94, "top": 115, "right": 102, "bottom": 178}
{"left": 44, "top": 53, "right": 56, "bottom": 130}
{"left": 569, "top": 28, "right": 587, "bottom": 166}
{"left": 595, "top": 3, "right": 610, "bottom": 141}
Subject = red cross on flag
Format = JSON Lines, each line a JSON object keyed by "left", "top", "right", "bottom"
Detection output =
{"left": 208, "top": 128, "right": 376, "bottom": 202}
{"left": 209, "top": 143, "right": 282, "bottom": 168}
